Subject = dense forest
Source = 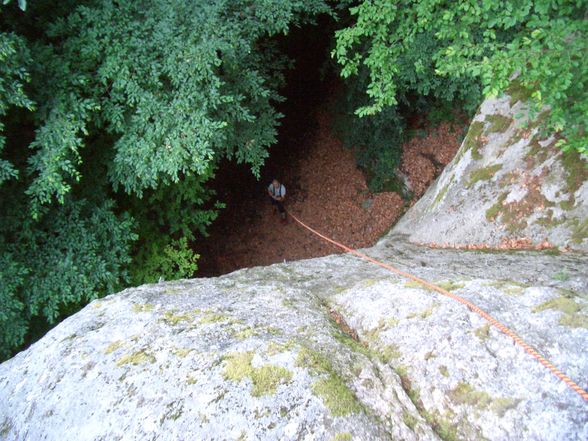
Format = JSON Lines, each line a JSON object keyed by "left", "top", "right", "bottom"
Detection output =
{"left": 1, "top": 0, "right": 585, "bottom": 360}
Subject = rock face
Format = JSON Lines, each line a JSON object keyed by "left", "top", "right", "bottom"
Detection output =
{"left": 393, "top": 86, "right": 588, "bottom": 251}
{"left": 1, "top": 93, "right": 588, "bottom": 441}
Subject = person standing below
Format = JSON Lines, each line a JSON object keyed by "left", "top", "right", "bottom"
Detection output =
{"left": 268, "top": 179, "right": 287, "bottom": 224}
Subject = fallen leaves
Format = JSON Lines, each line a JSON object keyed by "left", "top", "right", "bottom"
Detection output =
{"left": 421, "top": 237, "right": 563, "bottom": 252}
{"left": 197, "top": 110, "right": 464, "bottom": 275}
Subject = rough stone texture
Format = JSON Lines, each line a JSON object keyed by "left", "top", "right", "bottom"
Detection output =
{"left": 393, "top": 91, "right": 588, "bottom": 251}
{"left": 1, "top": 93, "right": 588, "bottom": 440}
{"left": 1, "top": 240, "right": 587, "bottom": 440}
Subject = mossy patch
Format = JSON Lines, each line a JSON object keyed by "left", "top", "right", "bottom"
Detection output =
{"left": 395, "top": 365, "right": 423, "bottom": 411}
{"left": 223, "top": 352, "right": 292, "bottom": 397}
{"left": 296, "top": 347, "right": 362, "bottom": 416}
{"left": 312, "top": 375, "right": 362, "bottom": 416}
{"left": 235, "top": 327, "right": 257, "bottom": 340}
{"left": 104, "top": 340, "right": 124, "bottom": 355}
{"left": 487, "top": 172, "right": 553, "bottom": 232}
{"left": 490, "top": 397, "right": 520, "bottom": 417}
{"left": 439, "top": 365, "right": 449, "bottom": 377}
{"left": 407, "top": 303, "right": 438, "bottom": 320}
{"left": 559, "top": 198, "right": 576, "bottom": 211}
{"left": 552, "top": 270, "right": 570, "bottom": 282}
{"left": 449, "top": 382, "right": 492, "bottom": 408}
{"left": 296, "top": 347, "right": 332, "bottom": 374}
{"left": 386, "top": 318, "right": 400, "bottom": 327}
{"left": 132, "top": 303, "right": 154, "bottom": 313}
{"left": 436, "top": 281, "right": 466, "bottom": 291}
{"left": 378, "top": 344, "right": 401, "bottom": 363}
{"left": 485, "top": 114, "right": 513, "bottom": 134}
{"left": 186, "top": 374, "right": 197, "bottom": 385}
{"left": 266, "top": 340, "right": 296, "bottom": 355}
{"left": 332, "top": 330, "right": 370, "bottom": 358}
{"left": 532, "top": 296, "right": 588, "bottom": 328}
{"left": 569, "top": 218, "right": 588, "bottom": 244}
{"left": 486, "top": 193, "right": 508, "bottom": 221}
{"left": 533, "top": 297, "right": 580, "bottom": 315}
{"left": 330, "top": 433, "right": 352, "bottom": 441}
{"left": 506, "top": 80, "right": 534, "bottom": 106}
{"left": 462, "top": 121, "right": 485, "bottom": 160}
{"left": 484, "top": 280, "right": 527, "bottom": 296}
{"left": 560, "top": 149, "right": 588, "bottom": 195}
{"left": 433, "top": 181, "right": 452, "bottom": 206}
{"left": 171, "top": 348, "right": 193, "bottom": 358}
{"left": 404, "top": 280, "right": 435, "bottom": 292}
{"left": 466, "top": 164, "right": 502, "bottom": 188}
{"left": 162, "top": 310, "right": 193, "bottom": 326}
{"left": 474, "top": 323, "right": 491, "bottom": 341}
{"left": 423, "top": 409, "right": 460, "bottom": 441}
{"left": 403, "top": 411, "right": 418, "bottom": 430}
{"left": 199, "top": 312, "right": 230, "bottom": 324}
{"left": 116, "top": 350, "right": 156, "bottom": 366}
{"left": 0, "top": 418, "right": 13, "bottom": 438}
{"left": 536, "top": 209, "right": 566, "bottom": 228}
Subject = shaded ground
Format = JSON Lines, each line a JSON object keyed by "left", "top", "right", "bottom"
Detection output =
{"left": 194, "top": 21, "right": 468, "bottom": 276}
{"left": 196, "top": 104, "right": 467, "bottom": 276}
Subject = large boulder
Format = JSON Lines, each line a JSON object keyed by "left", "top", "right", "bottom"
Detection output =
{"left": 1, "top": 240, "right": 587, "bottom": 440}
{"left": 393, "top": 86, "right": 588, "bottom": 251}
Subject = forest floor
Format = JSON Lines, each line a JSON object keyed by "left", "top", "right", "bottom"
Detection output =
{"left": 196, "top": 107, "right": 467, "bottom": 276}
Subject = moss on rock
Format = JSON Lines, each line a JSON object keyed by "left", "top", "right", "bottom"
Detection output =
{"left": 485, "top": 115, "right": 513, "bottom": 134}
{"left": 462, "top": 121, "right": 485, "bottom": 160}
{"left": 474, "top": 323, "right": 490, "bottom": 341}
{"left": 132, "top": 303, "right": 154, "bottom": 313}
{"left": 116, "top": 350, "right": 156, "bottom": 367}
{"left": 532, "top": 297, "right": 588, "bottom": 329}
{"left": 466, "top": 164, "right": 502, "bottom": 188}
{"left": 296, "top": 347, "right": 362, "bottom": 416}
{"left": 506, "top": 80, "right": 534, "bottom": 106}
{"left": 223, "top": 352, "right": 293, "bottom": 397}
{"left": 330, "top": 432, "right": 352, "bottom": 441}
{"left": 449, "top": 382, "right": 492, "bottom": 409}
{"left": 312, "top": 375, "right": 362, "bottom": 417}
{"left": 569, "top": 218, "right": 588, "bottom": 244}
{"left": 486, "top": 193, "right": 508, "bottom": 221}
{"left": 104, "top": 340, "right": 124, "bottom": 355}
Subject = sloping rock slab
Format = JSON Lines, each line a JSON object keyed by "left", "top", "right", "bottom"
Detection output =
{"left": 1, "top": 240, "right": 587, "bottom": 440}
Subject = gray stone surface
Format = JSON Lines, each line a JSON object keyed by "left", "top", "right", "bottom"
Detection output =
{"left": 1, "top": 240, "right": 587, "bottom": 440}
{"left": 393, "top": 92, "right": 588, "bottom": 251}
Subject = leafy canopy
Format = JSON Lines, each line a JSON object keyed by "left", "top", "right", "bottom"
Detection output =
{"left": 0, "top": 0, "right": 329, "bottom": 360}
{"left": 22, "top": 0, "right": 328, "bottom": 216}
{"left": 334, "top": 0, "right": 588, "bottom": 154}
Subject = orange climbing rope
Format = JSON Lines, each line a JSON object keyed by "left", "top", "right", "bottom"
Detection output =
{"left": 286, "top": 210, "right": 588, "bottom": 403}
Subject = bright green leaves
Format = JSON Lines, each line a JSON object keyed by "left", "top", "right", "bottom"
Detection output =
{"left": 334, "top": 0, "right": 588, "bottom": 155}
{"left": 21, "top": 0, "right": 329, "bottom": 207}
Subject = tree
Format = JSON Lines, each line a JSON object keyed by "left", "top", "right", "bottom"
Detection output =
{"left": 334, "top": 0, "right": 588, "bottom": 154}
{"left": 0, "top": 0, "right": 330, "bottom": 360}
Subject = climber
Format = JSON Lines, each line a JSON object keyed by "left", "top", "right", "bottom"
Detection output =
{"left": 267, "top": 179, "right": 287, "bottom": 224}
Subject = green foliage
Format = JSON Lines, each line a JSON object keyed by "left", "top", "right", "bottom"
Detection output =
{"left": 0, "top": 0, "right": 331, "bottom": 360}
{"left": 129, "top": 172, "right": 222, "bottom": 241}
{"left": 334, "top": 0, "right": 588, "bottom": 155}
{"left": 0, "top": 198, "right": 136, "bottom": 359}
{"left": 0, "top": 253, "right": 27, "bottom": 360}
{"left": 332, "top": 4, "right": 481, "bottom": 192}
{"left": 0, "top": 31, "right": 34, "bottom": 185}
{"left": 22, "top": 0, "right": 329, "bottom": 214}
{"left": 130, "top": 237, "right": 199, "bottom": 285}
{"left": 332, "top": 67, "right": 406, "bottom": 192}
